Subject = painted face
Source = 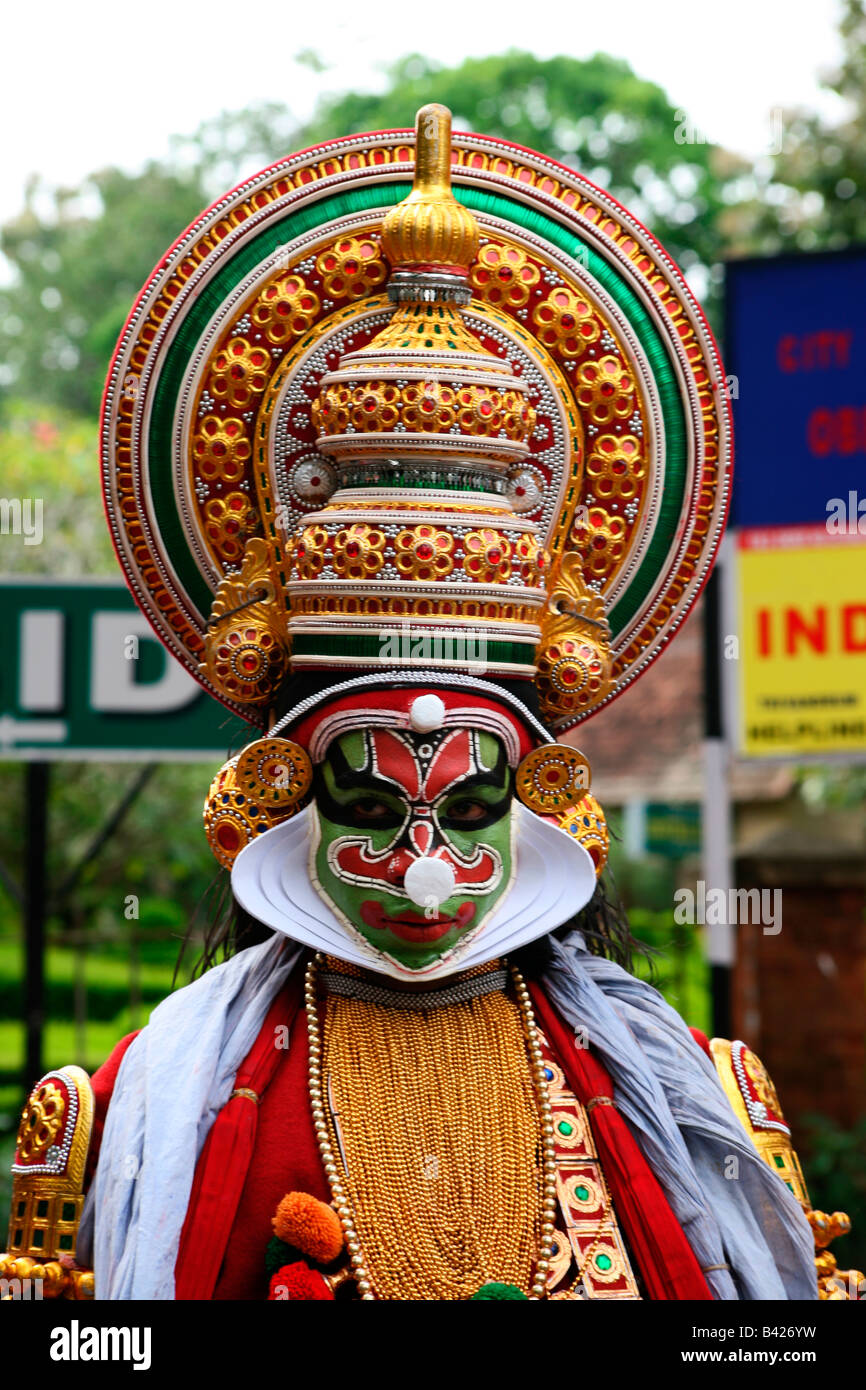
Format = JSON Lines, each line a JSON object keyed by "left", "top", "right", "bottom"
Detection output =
{"left": 311, "top": 726, "right": 515, "bottom": 970}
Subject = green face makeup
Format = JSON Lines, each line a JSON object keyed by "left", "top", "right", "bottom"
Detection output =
{"left": 311, "top": 725, "right": 515, "bottom": 970}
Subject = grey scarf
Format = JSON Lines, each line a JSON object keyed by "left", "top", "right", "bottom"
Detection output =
{"left": 541, "top": 931, "right": 817, "bottom": 1299}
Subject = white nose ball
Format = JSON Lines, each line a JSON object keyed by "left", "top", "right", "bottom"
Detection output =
{"left": 404, "top": 856, "right": 456, "bottom": 908}
{"left": 409, "top": 693, "right": 446, "bottom": 733}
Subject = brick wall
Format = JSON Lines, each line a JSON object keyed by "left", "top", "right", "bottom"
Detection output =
{"left": 733, "top": 859, "right": 866, "bottom": 1135}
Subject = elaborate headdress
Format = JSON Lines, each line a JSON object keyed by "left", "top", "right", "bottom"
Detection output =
{"left": 102, "top": 104, "right": 730, "bottom": 916}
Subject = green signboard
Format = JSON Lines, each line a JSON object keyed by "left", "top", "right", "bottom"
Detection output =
{"left": 0, "top": 578, "right": 252, "bottom": 760}
{"left": 645, "top": 802, "right": 702, "bottom": 859}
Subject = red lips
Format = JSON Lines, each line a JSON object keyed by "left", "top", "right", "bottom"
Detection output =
{"left": 359, "top": 900, "right": 476, "bottom": 944}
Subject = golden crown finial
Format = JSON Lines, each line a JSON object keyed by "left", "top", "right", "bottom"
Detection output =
{"left": 381, "top": 104, "right": 479, "bottom": 278}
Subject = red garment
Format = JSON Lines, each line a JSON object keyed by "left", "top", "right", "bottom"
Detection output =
{"left": 88, "top": 968, "right": 712, "bottom": 1300}
{"left": 175, "top": 969, "right": 329, "bottom": 1300}
{"left": 690, "top": 1026, "right": 713, "bottom": 1059}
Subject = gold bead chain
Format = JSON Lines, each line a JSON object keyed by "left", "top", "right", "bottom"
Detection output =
{"left": 305, "top": 957, "right": 558, "bottom": 1301}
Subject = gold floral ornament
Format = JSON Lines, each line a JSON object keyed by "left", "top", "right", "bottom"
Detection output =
{"left": 203, "top": 737, "right": 312, "bottom": 870}
{"left": 516, "top": 742, "right": 591, "bottom": 814}
{"left": 573, "top": 506, "right": 628, "bottom": 582}
{"left": 251, "top": 273, "right": 320, "bottom": 344}
{"left": 311, "top": 384, "right": 351, "bottom": 435}
{"left": 514, "top": 533, "right": 549, "bottom": 585}
{"left": 537, "top": 636, "right": 611, "bottom": 719}
{"left": 394, "top": 525, "right": 454, "bottom": 580}
{"left": 201, "top": 538, "right": 289, "bottom": 707}
{"left": 463, "top": 528, "right": 513, "bottom": 582}
{"left": 401, "top": 381, "right": 457, "bottom": 432}
{"left": 313, "top": 377, "right": 534, "bottom": 448}
{"left": 586, "top": 435, "right": 645, "bottom": 503}
{"left": 203, "top": 492, "right": 256, "bottom": 564}
{"left": 194, "top": 416, "right": 251, "bottom": 484}
{"left": 293, "top": 526, "right": 329, "bottom": 580}
{"left": 316, "top": 236, "right": 387, "bottom": 300}
{"left": 576, "top": 355, "right": 635, "bottom": 426}
{"left": 350, "top": 382, "right": 403, "bottom": 431}
{"left": 210, "top": 338, "right": 272, "bottom": 410}
{"left": 533, "top": 288, "right": 601, "bottom": 357}
{"left": 17, "top": 1081, "right": 65, "bottom": 1163}
{"left": 332, "top": 524, "right": 386, "bottom": 579}
{"left": 470, "top": 242, "right": 540, "bottom": 309}
{"left": 454, "top": 384, "right": 534, "bottom": 440}
{"left": 535, "top": 553, "right": 614, "bottom": 724}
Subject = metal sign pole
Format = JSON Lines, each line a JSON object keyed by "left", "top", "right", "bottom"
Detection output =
{"left": 24, "top": 761, "right": 49, "bottom": 1089}
{"left": 702, "top": 546, "right": 735, "bottom": 1038}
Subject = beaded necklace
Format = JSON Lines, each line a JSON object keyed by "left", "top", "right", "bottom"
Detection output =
{"left": 305, "top": 956, "right": 558, "bottom": 1300}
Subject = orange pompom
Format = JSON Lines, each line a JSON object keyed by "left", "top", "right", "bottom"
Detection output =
{"left": 272, "top": 1191, "right": 344, "bottom": 1264}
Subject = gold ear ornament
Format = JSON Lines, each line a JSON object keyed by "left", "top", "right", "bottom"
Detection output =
{"left": 204, "top": 737, "right": 312, "bottom": 870}
{"left": 555, "top": 794, "right": 609, "bottom": 877}
{"left": 515, "top": 743, "right": 591, "bottom": 815}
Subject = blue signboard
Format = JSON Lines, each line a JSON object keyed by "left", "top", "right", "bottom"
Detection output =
{"left": 726, "top": 249, "right": 866, "bottom": 529}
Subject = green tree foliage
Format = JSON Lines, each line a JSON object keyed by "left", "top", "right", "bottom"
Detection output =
{"left": 0, "top": 165, "right": 208, "bottom": 416}
{"left": 0, "top": 757, "right": 221, "bottom": 954}
{"left": 731, "top": 0, "right": 866, "bottom": 254}
{"left": 0, "top": 51, "right": 737, "bottom": 417}
{"left": 0, "top": 399, "right": 114, "bottom": 575}
{"left": 299, "top": 51, "right": 730, "bottom": 282}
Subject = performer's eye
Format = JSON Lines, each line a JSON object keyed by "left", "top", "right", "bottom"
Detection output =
{"left": 444, "top": 798, "right": 488, "bottom": 824}
{"left": 351, "top": 798, "right": 395, "bottom": 821}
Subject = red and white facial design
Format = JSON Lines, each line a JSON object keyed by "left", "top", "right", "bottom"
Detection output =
{"left": 318, "top": 727, "right": 510, "bottom": 898}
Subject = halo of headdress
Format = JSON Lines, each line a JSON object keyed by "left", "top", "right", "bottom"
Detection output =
{"left": 101, "top": 102, "right": 731, "bottom": 744}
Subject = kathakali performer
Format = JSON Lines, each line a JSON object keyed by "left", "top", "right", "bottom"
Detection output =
{"left": 2, "top": 106, "right": 859, "bottom": 1302}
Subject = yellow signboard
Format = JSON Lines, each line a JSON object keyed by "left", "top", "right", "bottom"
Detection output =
{"left": 736, "top": 525, "right": 866, "bottom": 758}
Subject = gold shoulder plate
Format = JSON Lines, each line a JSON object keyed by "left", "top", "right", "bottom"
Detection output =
{"left": 709, "top": 1038, "right": 809, "bottom": 1205}
{"left": 711, "top": 1038, "right": 864, "bottom": 1300}
{"left": 1, "top": 1065, "right": 95, "bottom": 1299}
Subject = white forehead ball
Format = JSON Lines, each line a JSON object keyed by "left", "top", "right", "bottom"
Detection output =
{"left": 404, "top": 856, "right": 456, "bottom": 908}
{"left": 409, "top": 693, "right": 446, "bottom": 733}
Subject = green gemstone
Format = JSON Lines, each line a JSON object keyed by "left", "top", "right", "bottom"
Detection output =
{"left": 557, "top": 1120, "right": 574, "bottom": 1136}
{"left": 773, "top": 1154, "right": 785, "bottom": 1169}
{"left": 595, "top": 1253, "right": 612, "bottom": 1272}
{"left": 576, "top": 1185, "right": 590, "bottom": 1201}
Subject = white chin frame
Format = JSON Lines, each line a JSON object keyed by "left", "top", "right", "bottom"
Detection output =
{"left": 231, "top": 802, "right": 597, "bottom": 982}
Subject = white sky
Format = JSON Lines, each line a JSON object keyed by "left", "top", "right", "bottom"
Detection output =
{"left": 0, "top": 0, "right": 848, "bottom": 228}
